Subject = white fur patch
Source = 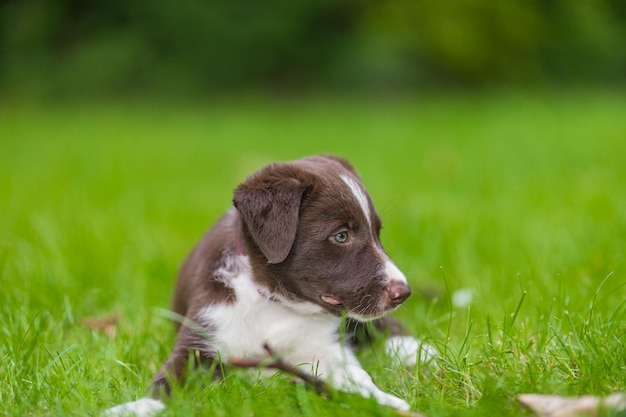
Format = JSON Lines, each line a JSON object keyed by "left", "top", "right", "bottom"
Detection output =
{"left": 385, "top": 336, "right": 438, "bottom": 368}
{"left": 103, "top": 398, "right": 165, "bottom": 417}
{"left": 340, "top": 174, "right": 372, "bottom": 229}
{"left": 196, "top": 263, "right": 340, "bottom": 364}
{"left": 325, "top": 358, "right": 410, "bottom": 411}
{"left": 384, "top": 260, "right": 408, "bottom": 284}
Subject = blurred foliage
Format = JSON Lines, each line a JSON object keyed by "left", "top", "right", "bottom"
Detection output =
{"left": 1, "top": 0, "right": 624, "bottom": 98}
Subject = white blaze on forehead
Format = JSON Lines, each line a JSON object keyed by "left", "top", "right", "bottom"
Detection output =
{"left": 340, "top": 174, "right": 372, "bottom": 228}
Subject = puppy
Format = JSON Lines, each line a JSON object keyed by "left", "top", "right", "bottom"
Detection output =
{"left": 106, "top": 155, "right": 436, "bottom": 416}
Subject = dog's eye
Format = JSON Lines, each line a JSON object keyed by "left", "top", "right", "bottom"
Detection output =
{"left": 333, "top": 232, "right": 349, "bottom": 243}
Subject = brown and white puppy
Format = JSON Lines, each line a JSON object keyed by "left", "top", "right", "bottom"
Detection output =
{"left": 106, "top": 155, "right": 436, "bottom": 416}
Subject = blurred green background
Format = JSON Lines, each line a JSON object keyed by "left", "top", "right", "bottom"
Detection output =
{"left": 1, "top": 0, "right": 625, "bottom": 98}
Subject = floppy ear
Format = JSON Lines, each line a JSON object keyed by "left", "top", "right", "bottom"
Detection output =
{"left": 233, "top": 164, "right": 309, "bottom": 264}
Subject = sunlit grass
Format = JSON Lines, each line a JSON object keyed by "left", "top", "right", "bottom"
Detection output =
{"left": 1, "top": 91, "right": 625, "bottom": 416}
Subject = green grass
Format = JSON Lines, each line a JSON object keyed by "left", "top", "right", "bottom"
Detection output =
{"left": 1, "top": 91, "right": 626, "bottom": 416}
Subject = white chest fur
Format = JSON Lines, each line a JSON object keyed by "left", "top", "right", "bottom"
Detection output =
{"left": 196, "top": 259, "right": 342, "bottom": 369}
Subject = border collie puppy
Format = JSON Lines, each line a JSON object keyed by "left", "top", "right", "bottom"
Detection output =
{"left": 106, "top": 155, "right": 436, "bottom": 416}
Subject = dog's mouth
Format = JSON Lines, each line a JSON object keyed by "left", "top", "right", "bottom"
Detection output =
{"left": 321, "top": 294, "right": 342, "bottom": 306}
{"left": 320, "top": 293, "right": 392, "bottom": 321}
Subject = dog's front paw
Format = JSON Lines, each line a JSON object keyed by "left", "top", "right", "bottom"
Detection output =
{"left": 102, "top": 398, "right": 165, "bottom": 417}
{"left": 373, "top": 391, "right": 411, "bottom": 411}
{"left": 385, "top": 336, "right": 438, "bottom": 368}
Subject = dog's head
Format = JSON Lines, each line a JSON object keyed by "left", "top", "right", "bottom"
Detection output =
{"left": 233, "top": 155, "right": 411, "bottom": 321}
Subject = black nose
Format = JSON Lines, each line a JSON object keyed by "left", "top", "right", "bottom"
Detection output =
{"left": 386, "top": 281, "right": 411, "bottom": 306}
